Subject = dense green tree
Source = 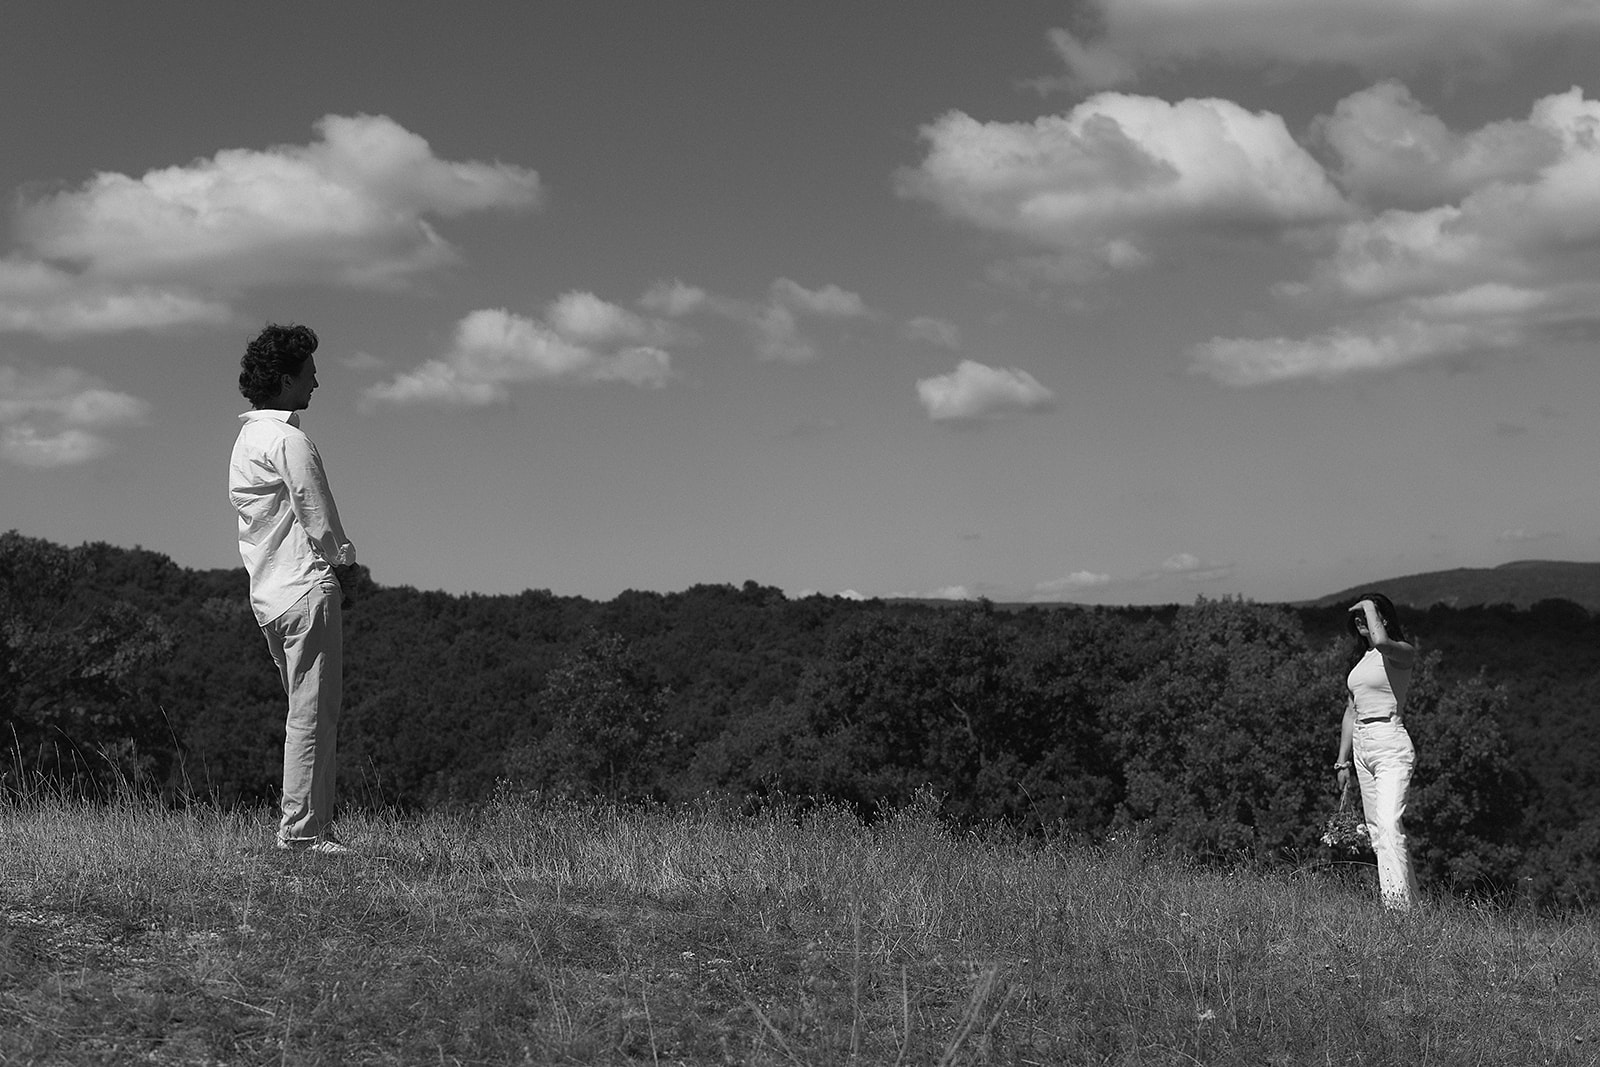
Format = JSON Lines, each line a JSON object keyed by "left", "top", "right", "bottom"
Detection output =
{"left": 773, "top": 605, "right": 1023, "bottom": 820}
{"left": 506, "top": 628, "right": 667, "bottom": 800}
{"left": 997, "top": 607, "right": 1168, "bottom": 834}
{"left": 749, "top": 604, "right": 1147, "bottom": 830}
{"left": 8, "top": 530, "right": 1600, "bottom": 907}
{"left": 1108, "top": 598, "right": 1341, "bottom": 861}
{"left": 0, "top": 533, "right": 174, "bottom": 793}
{"left": 1401, "top": 662, "right": 1528, "bottom": 894}
{"left": 1523, "top": 815, "right": 1600, "bottom": 908}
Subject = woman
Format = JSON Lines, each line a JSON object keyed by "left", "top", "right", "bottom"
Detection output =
{"left": 1334, "top": 592, "right": 1419, "bottom": 909}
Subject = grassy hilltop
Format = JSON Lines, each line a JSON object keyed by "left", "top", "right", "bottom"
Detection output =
{"left": 2, "top": 793, "right": 1597, "bottom": 1066}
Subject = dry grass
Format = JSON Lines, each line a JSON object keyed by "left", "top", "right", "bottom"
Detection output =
{"left": 1, "top": 789, "right": 1597, "bottom": 1065}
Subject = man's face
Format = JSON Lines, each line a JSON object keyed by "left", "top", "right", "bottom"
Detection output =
{"left": 277, "top": 356, "right": 319, "bottom": 410}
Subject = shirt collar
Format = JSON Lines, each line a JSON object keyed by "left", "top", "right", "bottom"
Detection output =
{"left": 239, "top": 408, "right": 301, "bottom": 427}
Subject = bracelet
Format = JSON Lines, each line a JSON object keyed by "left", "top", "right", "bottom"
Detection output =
{"left": 1332, "top": 761, "right": 1351, "bottom": 771}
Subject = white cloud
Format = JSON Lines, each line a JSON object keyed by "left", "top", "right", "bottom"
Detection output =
{"left": 771, "top": 278, "right": 868, "bottom": 318}
{"left": 1031, "top": 571, "right": 1115, "bottom": 601}
{"left": 1190, "top": 318, "right": 1510, "bottom": 386}
{"left": 750, "top": 279, "right": 870, "bottom": 361}
{"left": 1309, "top": 89, "right": 1600, "bottom": 300}
{"left": 363, "top": 301, "right": 674, "bottom": 408}
{"left": 916, "top": 360, "right": 1056, "bottom": 423}
{"left": 1199, "top": 86, "right": 1600, "bottom": 384}
{"left": 898, "top": 94, "right": 1347, "bottom": 276}
{"left": 902, "top": 316, "right": 962, "bottom": 348}
{"left": 1045, "top": 1, "right": 1600, "bottom": 90}
{"left": 751, "top": 303, "right": 813, "bottom": 363}
{"left": 1317, "top": 81, "right": 1561, "bottom": 209}
{"left": 1149, "top": 553, "right": 1236, "bottom": 582}
{"left": 0, "top": 257, "right": 232, "bottom": 339}
{"left": 12, "top": 114, "right": 540, "bottom": 293}
{"left": 368, "top": 276, "right": 883, "bottom": 406}
{"left": 642, "top": 277, "right": 870, "bottom": 363}
{"left": 0, "top": 364, "right": 150, "bottom": 466}
{"left": 546, "top": 291, "right": 680, "bottom": 347}
{"left": 1040, "top": 26, "right": 1139, "bottom": 91}
{"left": 640, "top": 280, "right": 709, "bottom": 317}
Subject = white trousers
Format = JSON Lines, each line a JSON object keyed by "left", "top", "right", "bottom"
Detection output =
{"left": 262, "top": 577, "right": 342, "bottom": 844}
{"left": 1353, "top": 719, "right": 1418, "bottom": 909}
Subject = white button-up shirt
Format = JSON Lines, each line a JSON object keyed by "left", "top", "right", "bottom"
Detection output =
{"left": 228, "top": 409, "right": 356, "bottom": 625}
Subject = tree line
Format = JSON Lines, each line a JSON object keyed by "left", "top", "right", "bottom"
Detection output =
{"left": 4, "top": 531, "right": 1596, "bottom": 907}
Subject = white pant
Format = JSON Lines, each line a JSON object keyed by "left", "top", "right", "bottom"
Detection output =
{"left": 262, "top": 577, "right": 342, "bottom": 844}
{"left": 1353, "top": 719, "right": 1418, "bottom": 909}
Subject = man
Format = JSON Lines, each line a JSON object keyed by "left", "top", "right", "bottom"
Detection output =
{"left": 229, "top": 323, "right": 356, "bottom": 854}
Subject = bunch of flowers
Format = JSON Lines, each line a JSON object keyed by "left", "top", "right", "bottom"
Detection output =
{"left": 1321, "top": 798, "right": 1371, "bottom": 856}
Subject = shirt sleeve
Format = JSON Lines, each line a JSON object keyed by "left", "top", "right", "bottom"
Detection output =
{"left": 279, "top": 433, "right": 356, "bottom": 567}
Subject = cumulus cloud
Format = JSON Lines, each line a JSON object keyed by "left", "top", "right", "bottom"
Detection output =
{"left": 1031, "top": 571, "right": 1116, "bottom": 600}
{"left": 0, "top": 364, "right": 150, "bottom": 466}
{"left": 916, "top": 360, "right": 1056, "bottom": 423}
{"left": 898, "top": 94, "right": 1347, "bottom": 277}
{"left": 766, "top": 279, "right": 864, "bottom": 319}
{"left": 1309, "top": 89, "right": 1600, "bottom": 298}
{"left": 8, "top": 113, "right": 540, "bottom": 308}
{"left": 1044, "top": 0, "right": 1600, "bottom": 91}
{"left": 1190, "top": 317, "right": 1517, "bottom": 386}
{"left": 1041, "top": 26, "right": 1139, "bottom": 92}
{"left": 748, "top": 278, "right": 871, "bottom": 361}
{"left": 902, "top": 316, "right": 962, "bottom": 348}
{"left": 546, "top": 290, "right": 680, "bottom": 347}
{"left": 1197, "top": 86, "right": 1600, "bottom": 384}
{"left": 642, "top": 277, "right": 870, "bottom": 363}
{"left": 0, "top": 257, "right": 232, "bottom": 339}
{"left": 363, "top": 297, "right": 674, "bottom": 408}
{"left": 1316, "top": 81, "right": 1562, "bottom": 210}
{"left": 640, "top": 279, "right": 709, "bottom": 317}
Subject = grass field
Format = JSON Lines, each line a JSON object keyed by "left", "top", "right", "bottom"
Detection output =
{"left": 2, "top": 789, "right": 1596, "bottom": 1066}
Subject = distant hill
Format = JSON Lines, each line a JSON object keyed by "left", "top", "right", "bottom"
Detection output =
{"left": 896, "top": 560, "right": 1600, "bottom": 615}
{"left": 1307, "top": 560, "right": 1600, "bottom": 612}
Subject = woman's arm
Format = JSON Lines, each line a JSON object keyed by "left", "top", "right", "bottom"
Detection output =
{"left": 1358, "top": 600, "right": 1415, "bottom": 669}
{"left": 1335, "top": 694, "right": 1355, "bottom": 794}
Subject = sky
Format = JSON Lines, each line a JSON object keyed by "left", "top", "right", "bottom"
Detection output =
{"left": 4, "top": 1, "right": 1600, "bottom": 606}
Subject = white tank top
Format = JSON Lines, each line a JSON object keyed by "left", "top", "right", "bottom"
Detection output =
{"left": 1347, "top": 648, "right": 1411, "bottom": 720}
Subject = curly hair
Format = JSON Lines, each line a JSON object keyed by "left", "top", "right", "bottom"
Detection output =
{"left": 239, "top": 323, "right": 318, "bottom": 406}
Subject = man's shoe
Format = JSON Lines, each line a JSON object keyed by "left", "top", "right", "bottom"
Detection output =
{"left": 306, "top": 839, "right": 351, "bottom": 855}
{"left": 277, "top": 837, "right": 352, "bottom": 855}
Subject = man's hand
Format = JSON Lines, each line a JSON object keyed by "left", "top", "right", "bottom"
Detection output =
{"left": 333, "top": 563, "right": 360, "bottom": 609}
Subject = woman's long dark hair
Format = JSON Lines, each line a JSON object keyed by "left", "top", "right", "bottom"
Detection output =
{"left": 1346, "top": 591, "right": 1410, "bottom": 669}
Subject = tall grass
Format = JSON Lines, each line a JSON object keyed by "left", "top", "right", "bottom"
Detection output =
{"left": 2, "top": 788, "right": 1596, "bottom": 1065}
